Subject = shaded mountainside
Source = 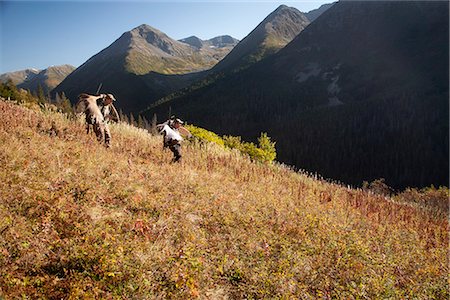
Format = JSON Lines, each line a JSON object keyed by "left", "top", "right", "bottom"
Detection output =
{"left": 0, "top": 99, "right": 448, "bottom": 298}
{"left": 304, "top": 2, "right": 335, "bottom": 22}
{"left": 144, "top": 1, "right": 449, "bottom": 189}
{"left": 52, "top": 25, "right": 233, "bottom": 114}
{"left": 1, "top": 65, "right": 75, "bottom": 93}
{"left": 211, "top": 5, "right": 310, "bottom": 73}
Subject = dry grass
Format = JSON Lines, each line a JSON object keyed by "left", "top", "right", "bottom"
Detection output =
{"left": 0, "top": 100, "right": 448, "bottom": 299}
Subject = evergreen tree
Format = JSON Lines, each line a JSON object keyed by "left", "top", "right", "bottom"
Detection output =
{"left": 137, "top": 115, "right": 144, "bottom": 129}
{"left": 129, "top": 113, "right": 136, "bottom": 126}
{"left": 142, "top": 115, "right": 150, "bottom": 130}
{"left": 36, "top": 84, "right": 46, "bottom": 103}
{"left": 150, "top": 113, "right": 158, "bottom": 134}
{"left": 56, "top": 92, "right": 73, "bottom": 114}
{"left": 119, "top": 109, "right": 129, "bottom": 124}
{"left": 258, "top": 132, "right": 276, "bottom": 162}
{"left": 0, "top": 80, "right": 20, "bottom": 100}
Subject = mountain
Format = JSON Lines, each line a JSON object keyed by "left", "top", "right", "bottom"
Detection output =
{"left": 1, "top": 99, "right": 447, "bottom": 298}
{"left": 208, "top": 35, "right": 239, "bottom": 48}
{"left": 1, "top": 65, "right": 75, "bottom": 94}
{"left": 179, "top": 35, "right": 239, "bottom": 50}
{"left": 211, "top": 5, "right": 310, "bottom": 73}
{"left": 178, "top": 35, "right": 239, "bottom": 65}
{"left": 305, "top": 3, "right": 335, "bottom": 22}
{"left": 0, "top": 68, "right": 40, "bottom": 86}
{"left": 179, "top": 36, "right": 204, "bottom": 49}
{"left": 53, "top": 25, "right": 235, "bottom": 113}
{"left": 121, "top": 24, "right": 224, "bottom": 75}
{"left": 19, "top": 65, "right": 76, "bottom": 93}
{"left": 144, "top": 1, "right": 449, "bottom": 189}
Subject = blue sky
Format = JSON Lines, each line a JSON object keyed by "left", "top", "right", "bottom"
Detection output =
{"left": 0, "top": 0, "right": 330, "bottom": 73}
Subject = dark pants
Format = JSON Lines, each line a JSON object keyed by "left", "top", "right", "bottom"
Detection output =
{"left": 169, "top": 143, "right": 182, "bottom": 162}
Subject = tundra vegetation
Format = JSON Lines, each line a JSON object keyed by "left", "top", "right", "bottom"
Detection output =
{"left": 0, "top": 84, "right": 448, "bottom": 299}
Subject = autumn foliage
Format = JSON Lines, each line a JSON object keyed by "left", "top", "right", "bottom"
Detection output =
{"left": 0, "top": 99, "right": 448, "bottom": 299}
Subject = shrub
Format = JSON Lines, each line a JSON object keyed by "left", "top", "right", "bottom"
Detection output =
{"left": 394, "top": 186, "right": 449, "bottom": 216}
{"left": 362, "top": 178, "right": 393, "bottom": 196}
{"left": 223, "top": 133, "right": 276, "bottom": 163}
{"left": 185, "top": 125, "right": 224, "bottom": 146}
{"left": 257, "top": 132, "right": 276, "bottom": 162}
{"left": 186, "top": 125, "right": 277, "bottom": 163}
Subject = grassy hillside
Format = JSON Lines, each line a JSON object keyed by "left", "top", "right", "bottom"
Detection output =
{"left": 0, "top": 99, "right": 448, "bottom": 299}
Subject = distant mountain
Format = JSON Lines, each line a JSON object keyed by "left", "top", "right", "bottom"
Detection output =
{"left": 144, "top": 1, "right": 449, "bottom": 189}
{"left": 53, "top": 24, "right": 234, "bottom": 113}
{"left": 0, "top": 68, "right": 39, "bottom": 85}
{"left": 305, "top": 3, "right": 335, "bottom": 22}
{"left": 179, "top": 35, "right": 239, "bottom": 50}
{"left": 211, "top": 5, "right": 310, "bottom": 73}
{"left": 208, "top": 35, "right": 239, "bottom": 48}
{"left": 1, "top": 65, "right": 75, "bottom": 93}
{"left": 179, "top": 36, "right": 204, "bottom": 49}
{"left": 108, "top": 24, "right": 221, "bottom": 75}
{"left": 19, "top": 65, "right": 76, "bottom": 93}
{"left": 179, "top": 35, "right": 239, "bottom": 64}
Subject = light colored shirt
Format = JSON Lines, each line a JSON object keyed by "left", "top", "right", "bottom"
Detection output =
{"left": 161, "top": 124, "right": 183, "bottom": 142}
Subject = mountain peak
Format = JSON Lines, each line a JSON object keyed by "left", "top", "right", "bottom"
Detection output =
{"left": 274, "top": 4, "right": 289, "bottom": 11}
{"left": 130, "top": 24, "right": 168, "bottom": 40}
{"left": 132, "top": 24, "right": 160, "bottom": 33}
{"left": 212, "top": 5, "right": 310, "bottom": 73}
{"left": 305, "top": 2, "right": 335, "bottom": 22}
{"left": 179, "top": 36, "right": 204, "bottom": 49}
{"left": 208, "top": 35, "right": 239, "bottom": 48}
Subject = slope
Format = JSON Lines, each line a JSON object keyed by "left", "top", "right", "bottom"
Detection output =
{"left": 144, "top": 1, "right": 449, "bottom": 189}
{"left": 0, "top": 99, "right": 448, "bottom": 298}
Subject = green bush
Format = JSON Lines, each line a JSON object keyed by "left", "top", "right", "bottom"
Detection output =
{"left": 185, "top": 125, "right": 224, "bottom": 146}
{"left": 257, "top": 132, "right": 276, "bottom": 162}
{"left": 186, "top": 124, "right": 276, "bottom": 163}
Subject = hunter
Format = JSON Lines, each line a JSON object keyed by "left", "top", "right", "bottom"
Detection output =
{"left": 76, "top": 93, "right": 119, "bottom": 147}
{"left": 157, "top": 117, "right": 191, "bottom": 163}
